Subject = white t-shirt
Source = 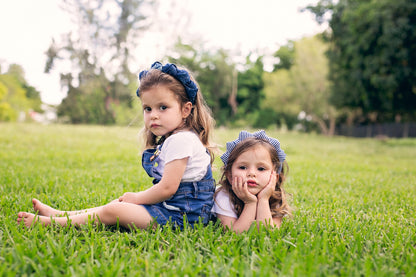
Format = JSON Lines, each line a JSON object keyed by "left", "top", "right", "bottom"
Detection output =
{"left": 157, "top": 131, "right": 210, "bottom": 182}
{"left": 212, "top": 188, "right": 237, "bottom": 218}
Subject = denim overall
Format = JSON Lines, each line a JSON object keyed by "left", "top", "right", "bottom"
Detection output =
{"left": 141, "top": 144, "right": 215, "bottom": 228}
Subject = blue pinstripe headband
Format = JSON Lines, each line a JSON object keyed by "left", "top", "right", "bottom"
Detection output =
{"left": 220, "top": 130, "right": 286, "bottom": 173}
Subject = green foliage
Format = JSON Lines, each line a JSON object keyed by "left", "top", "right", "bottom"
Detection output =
{"left": 0, "top": 102, "right": 16, "bottom": 121}
{"left": 0, "top": 81, "right": 17, "bottom": 121}
{"left": 235, "top": 56, "right": 265, "bottom": 118}
{"left": 250, "top": 108, "right": 278, "bottom": 129}
{"left": 273, "top": 41, "right": 295, "bottom": 71}
{"left": 169, "top": 42, "right": 266, "bottom": 127}
{"left": 168, "top": 41, "right": 235, "bottom": 126}
{"left": 0, "top": 74, "right": 29, "bottom": 111}
{"left": 308, "top": 0, "right": 416, "bottom": 122}
{"left": 58, "top": 86, "right": 115, "bottom": 124}
{"left": 0, "top": 64, "right": 42, "bottom": 121}
{"left": 47, "top": 0, "right": 154, "bottom": 125}
{"left": 23, "top": 84, "right": 42, "bottom": 112}
{"left": 1, "top": 124, "right": 415, "bottom": 276}
{"left": 250, "top": 108, "right": 298, "bottom": 130}
{"left": 111, "top": 100, "right": 143, "bottom": 126}
{"left": 264, "top": 36, "right": 335, "bottom": 134}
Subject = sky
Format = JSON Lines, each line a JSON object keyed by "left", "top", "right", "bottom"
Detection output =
{"left": 0, "top": 0, "right": 325, "bottom": 105}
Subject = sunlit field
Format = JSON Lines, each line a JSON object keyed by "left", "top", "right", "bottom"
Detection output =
{"left": 1, "top": 123, "right": 415, "bottom": 276}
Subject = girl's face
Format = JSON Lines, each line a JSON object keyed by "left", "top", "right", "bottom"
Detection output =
{"left": 229, "top": 145, "right": 274, "bottom": 195}
{"left": 141, "top": 86, "right": 192, "bottom": 137}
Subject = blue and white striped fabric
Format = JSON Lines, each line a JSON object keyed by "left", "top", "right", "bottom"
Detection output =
{"left": 137, "top": 61, "right": 198, "bottom": 104}
{"left": 220, "top": 130, "right": 286, "bottom": 173}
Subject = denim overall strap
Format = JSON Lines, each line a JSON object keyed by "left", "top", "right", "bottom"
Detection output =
{"left": 141, "top": 145, "right": 163, "bottom": 182}
{"left": 203, "top": 165, "right": 213, "bottom": 179}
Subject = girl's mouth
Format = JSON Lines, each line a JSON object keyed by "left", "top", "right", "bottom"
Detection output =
{"left": 247, "top": 181, "right": 257, "bottom": 187}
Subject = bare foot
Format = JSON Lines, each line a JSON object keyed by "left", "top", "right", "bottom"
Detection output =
{"left": 17, "top": 212, "right": 50, "bottom": 227}
{"left": 32, "top": 198, "right": 62, "bottom": 217}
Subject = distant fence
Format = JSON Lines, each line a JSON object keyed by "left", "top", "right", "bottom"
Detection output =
{"left": 335, "top": 122, "right": 416, "bottom": 138}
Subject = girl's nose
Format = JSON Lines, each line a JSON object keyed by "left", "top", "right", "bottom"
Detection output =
{"left": 247, "top": 169, "right": 256, "bottom": 177}
{"left": 150, "top": 111, "right": 159, "bottom": 119}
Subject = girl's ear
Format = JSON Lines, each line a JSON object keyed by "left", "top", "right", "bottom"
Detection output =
{"left": 275, "top": 173, "right": 280, "bottom": 189}
{"left": 182, "top": 101, "right": 193, "bottom": 119}
{"left": 226, "top": 171, "right": 232, "bottom": 184}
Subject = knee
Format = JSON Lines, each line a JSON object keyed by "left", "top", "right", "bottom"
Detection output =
{"left": 98, "top": 203, "right": 119, "bottom": 223}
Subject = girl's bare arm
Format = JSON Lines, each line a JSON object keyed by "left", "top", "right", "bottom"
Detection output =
{"left": 256, "top": 199, "right": 282, "bottom": 228}
{"left": 217, "top": 176, "right": 258, "bottom": 233}
{"left": 216, "top": 202, "right": 257, "bottom": 233}
{"left": 118, "top": 157, "right": 188, "bottom": 204}
{"left": 256, "top": 172, "right": 280, "bottom": 228}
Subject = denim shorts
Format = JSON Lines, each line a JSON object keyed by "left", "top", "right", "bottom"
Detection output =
{"left": 142, "top": 178, "right": 215, "bottom": 228}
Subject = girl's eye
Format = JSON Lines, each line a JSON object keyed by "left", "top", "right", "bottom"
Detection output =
{"left": 160, "top": 105, "right": 167, "bottom": 111}
{"left": 238, "top": 166, "right": 246, "bottom": 170}
{"left": 258, "top": 167, "right": 266, "bottom": 171}
{"left": 144, "top": 107, "right": 151, "bottom": 112}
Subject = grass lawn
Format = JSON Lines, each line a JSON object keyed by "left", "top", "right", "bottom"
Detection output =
{"left": 1, "top": 123, "right": 415, "bottom": 276}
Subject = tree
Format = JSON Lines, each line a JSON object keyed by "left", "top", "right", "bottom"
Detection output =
{"left": 46, "top": 0, "right": 156, "bottom": 124}
{"left": 0, "top": 81, "right": 14, "bottom": 121}
{"left": 236, "top": 55, "right": 265, "bottom": 125}
{"left": 169, "top": 42, "right": 270, "bottom": 127}
{"left": 0, "top": 64, "right": 43, "bottom": 121}
{"left": 273, "top": 41, "right": 295, "bottom": 71}
{"left": 306, "top": 0, "right": 416, "bottom": 122}
{"left": 263, "top": 36, "right": 335, "bottom": 135}
{"left": 168, "top": 40, "right": 236, "bottom": 125}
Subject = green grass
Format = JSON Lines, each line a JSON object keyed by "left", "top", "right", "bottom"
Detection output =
{"left": 1, "top": 123, "right": 415, "bottom": 276}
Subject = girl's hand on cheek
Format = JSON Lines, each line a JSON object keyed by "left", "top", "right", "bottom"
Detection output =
{"left": 232, "top": 176, "right": 257, "bottom": 204}
{"left": 258, "top": 171, "right": 277, "bottom": 201}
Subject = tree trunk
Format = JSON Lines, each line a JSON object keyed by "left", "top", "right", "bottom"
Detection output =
{"left": 228, "top": 69, "right": 238, "bottom": 115}
{"left": 312, "top": 115, "right": 330, "bottom": 136}
{"left": 328, "top": 117, "right": 336, "bottom": 136}
{"left": 311, "top": 114, "right": 336, "bottom": 136}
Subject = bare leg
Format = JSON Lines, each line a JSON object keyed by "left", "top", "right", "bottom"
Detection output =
{"left": 17, "top": 211, "right": 99, "bottom": 227}
{"left": 98, "top": 202, "right": 154, "bottom": 229}
{"left": 33, "top": 198, "right": 118, "bottom": 217}
{"left": 32, "top": 198, "right": 63, "bottom": 216}
{"left": 17, "top": 212, "right": 47, "bottom": 227}
{"left": 19, "top": 202, "right": 154, "bottom": 229}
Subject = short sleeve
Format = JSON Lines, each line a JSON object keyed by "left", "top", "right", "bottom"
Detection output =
{"left": 161, "top": 132, "right": 200, "bottom": 163}
{"left": 212, "top": 189, "right": 237, "bottom": 218}
{"left": 159, "top": 131, "right": 210, "bottom": 182}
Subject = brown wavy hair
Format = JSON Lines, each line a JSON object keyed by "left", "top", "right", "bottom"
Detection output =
{"left": 137, "top": 66, "right": 216, "bottom": 159}
{"left": 216, "top": 137, "right": 291, "bottom": 218}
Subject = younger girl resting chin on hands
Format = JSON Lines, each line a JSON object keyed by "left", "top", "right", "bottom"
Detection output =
{"left": 212, "top": 130, "right": 291, "bottom": 233}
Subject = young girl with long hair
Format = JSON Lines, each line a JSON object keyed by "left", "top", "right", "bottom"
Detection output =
{"left": 212, "top": 130, "right": 291, "bottom": 233}
{"left": 18, "top": 61, "right": 216, "bottom": 229}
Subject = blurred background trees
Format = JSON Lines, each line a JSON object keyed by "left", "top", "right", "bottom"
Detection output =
{"left": 0, "top": 64, "right": 42, "bottom": 121}
{"left": 1, "top": 0, "right": 415, "bottom": 137}
{"left": 264, "top": 36, "right": 335, "bottom": 135}
{"left": 44, "top": 0, "right": 155, "bottom": 124}
{"left": 306, "top": 0, "right": 416, "bottom": 125}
